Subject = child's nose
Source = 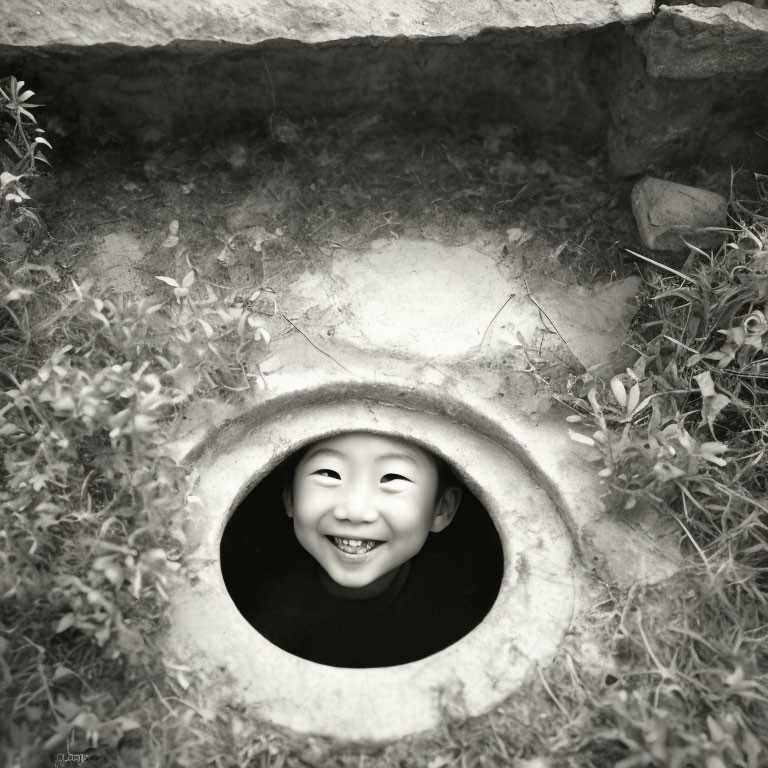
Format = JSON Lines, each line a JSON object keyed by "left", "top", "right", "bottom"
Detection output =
{"left": 334, "top": 485, "right": 378, "bottom": 523}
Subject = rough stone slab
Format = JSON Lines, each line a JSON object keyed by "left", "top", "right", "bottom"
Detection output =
{"left": 631, "top": 177, "right": 728, "bottom": 251}
{"left": 268, "top": 237, "right": 641, "bottom": 367}
{"left": 665, "top": 0, "right": 766, "bottom": 6}
{"left": 530, "top": 276, "right": 642, "bottom": 370}
{"left": 646, "top": 3, "right": 768, "bottom": 78}
{"left": 3, "top": 0, "right": 654, "bottom": 48}
{"left": 328, "top": 239, "right": 513, "bottom": 359}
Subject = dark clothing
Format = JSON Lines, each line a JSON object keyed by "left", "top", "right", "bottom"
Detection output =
{"left": 242, "top": 534, "right": 491, "bottom": 667}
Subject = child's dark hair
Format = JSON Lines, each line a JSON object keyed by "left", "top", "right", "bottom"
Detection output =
{"left": 430, "top": 451, "right": 458, "bottom": 498}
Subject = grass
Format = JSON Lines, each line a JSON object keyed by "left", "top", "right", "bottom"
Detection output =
{"left": 2, "top": 82, "right": 768, "bottom": 765}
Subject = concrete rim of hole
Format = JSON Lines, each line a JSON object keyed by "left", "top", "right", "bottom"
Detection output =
{"left": 165, "top": 381, "right": 584, "bottom": 742}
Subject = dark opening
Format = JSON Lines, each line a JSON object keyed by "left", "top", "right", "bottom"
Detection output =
{"left": 221, "top": 443, "right": 504, "bottom": 668}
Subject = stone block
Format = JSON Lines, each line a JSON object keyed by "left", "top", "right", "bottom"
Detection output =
{"left": 645, "top": 3, "right": 768, "bottom": 79}
{"left": 1, "top": 0, "right": 654, "bottom": 47}
{"left": 665, "top": 0, "right": 764, "bottom": 6}
{"left": 605, "top": 31, "right": 717, "bottom": 176}
{"left": 631, "top": 177, "right": 728, "bottom": 252}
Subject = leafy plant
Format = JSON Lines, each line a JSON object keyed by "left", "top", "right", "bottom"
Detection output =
{"left": 0, "top": 261, "right": 271, "bottom": 761}
{"left": 555, "top": 172, "right": 768, "bottom": 767}
{"left": 0, "top": 75, "right": 50, "bottom": 229}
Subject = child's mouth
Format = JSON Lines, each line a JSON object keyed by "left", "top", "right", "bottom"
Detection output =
{"left": 328, "top": 537, "right": 382, "bottom": 555}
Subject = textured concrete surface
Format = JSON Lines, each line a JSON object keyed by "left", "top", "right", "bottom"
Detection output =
{"left": 529, "top": 276, "right": 641, "bottom": 369}
{"left": 160, "top": 232, "right": 682, "bottom": 740}
{"left": 631, "top": 177, "right": 728, "bottom": 252}
{"left": 3, "top": 0, "right": 654, "bottom": 48}
{"left": 166, "top": 351, "right": 682, "bottom": 740}
{"left": 169, "top": 396, "right": 578, "bottom": 741}
{"left": 645, "top": 2, "right": 768, "bottom": 78}
{"left": 265, "top": 237, "right": 639, "bottom": 367}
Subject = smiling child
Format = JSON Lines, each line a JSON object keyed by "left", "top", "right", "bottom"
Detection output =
{"left": 243, "top": 432, "right": 491, "bottom": 667}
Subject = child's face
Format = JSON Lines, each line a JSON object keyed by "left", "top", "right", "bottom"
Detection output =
{"left": 285, "top": 433, "right": 457, "bottom": 591}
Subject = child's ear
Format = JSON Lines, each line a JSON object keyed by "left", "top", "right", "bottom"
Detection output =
{"left": 282, "top": 485, "right": 294, "bottom": 518}
{"left": 430, "top": 486, "right": 461, "bottom": 532}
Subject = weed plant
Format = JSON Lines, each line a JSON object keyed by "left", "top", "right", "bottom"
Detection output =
{"left": 0, "top": 83, "right": 274, "bottom": 763}
{"left": 0, "top": 75, "right": 50, "bottom": 239}
{"left": 0, "top": 261, "right": 275, "bottom": 762}
{"left": 556, "top": 172, "right": 768, "bottom": 768}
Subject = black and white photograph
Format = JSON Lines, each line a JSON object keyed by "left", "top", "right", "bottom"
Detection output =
{"left": 1, "top": 1, "right": 767, "bottom": 766}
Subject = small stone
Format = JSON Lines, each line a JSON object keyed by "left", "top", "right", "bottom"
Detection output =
{"left": 631, "top": 177, "right": 727, "bottom": 252}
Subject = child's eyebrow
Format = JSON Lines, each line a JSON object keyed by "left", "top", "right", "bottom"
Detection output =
{"left": 303, "top": 447, "right": 346, "bottom": 462}
{"left": 376, "top": 452, "right": 420, "bottom": 467}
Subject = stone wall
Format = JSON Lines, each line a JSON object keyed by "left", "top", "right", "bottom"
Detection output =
{"left": 1, "top": 1, "right": 767, "bottom": 175}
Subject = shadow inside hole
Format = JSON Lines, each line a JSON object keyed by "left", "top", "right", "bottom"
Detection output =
{"left": 221, "top": 451, "right": 504, "bottom": 668}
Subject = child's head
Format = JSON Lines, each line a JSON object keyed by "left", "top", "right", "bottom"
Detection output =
{"left": 283, "top": 432, "right": 461, "bottom": 593}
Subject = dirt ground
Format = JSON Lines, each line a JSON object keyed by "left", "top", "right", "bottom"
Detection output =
{"left": 31, "top": 114, "right": 654, "bottom": 302}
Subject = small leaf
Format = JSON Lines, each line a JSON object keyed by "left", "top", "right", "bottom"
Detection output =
{"left": 33, "top": 136, "right": 52, "bottom": 149}
{"left": 197, "top": 318, "right": 214, "bottom": 339}
{"left": 181, "top": 269, "right": 195, "bottom": 288}
{"left": 4, "top": 287, "right": 33, "bottom": 302}
{"left": 701, "top": 393, "right": 730, "bottom": 429}
{"left": 168, "top": 219, "right": 179, "bottom": 235}
{"left": 55, "top": 614, "right": 75, "bottom": 633}
{"left": 156, "top": 276, "right": 179, "bottom": 288}
{"left": 725, "top": 666, "right": 744, "bottom": 688}
{"left": 694, "top": 370, "right": 716, "bottom": 397}
{"left": 18, "top": 106, "right": 37, "bottom": 123}
{"left": 626, "top": 382, "right": 640, "bottom": 416}
{"left": 52, "top": 665, "right": 76, "bottom": 681}
{"left": 699, "top": 441, "right": 728, "bottom": 467}
{"left": 162, "top": 235, "right": 179, "bottom": 249}
{"left": 113, "top": 716, "right": 141, "bottom": 731}
{"left": 569, "top": 429, "right": 596, "bottom": 447}
{"left": 0, "top": 171, "right": 23, "bottom": 186}
{"left": 707, "top": 715, "right": 727, "bottom": 743}
{"left": 237, "top": 309, "right": 249, "bottom": 339}
{"left": 610, "top": 375, "right": 627, "bottom": 407}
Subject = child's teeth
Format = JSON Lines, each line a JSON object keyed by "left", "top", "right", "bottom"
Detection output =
{"left": 332, "top": 537, "right": 379, "bottom": 554}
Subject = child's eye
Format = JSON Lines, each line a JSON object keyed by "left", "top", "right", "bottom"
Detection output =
{"left": 312, "top": 469, "right": 341, "bottom": 480}
{"left": 381, "top": 473, "right": 411, "bottom": 484}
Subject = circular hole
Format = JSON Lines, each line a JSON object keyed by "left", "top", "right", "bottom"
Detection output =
{"left": 221, "top": 433, "right": 503, "bottom": 668}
